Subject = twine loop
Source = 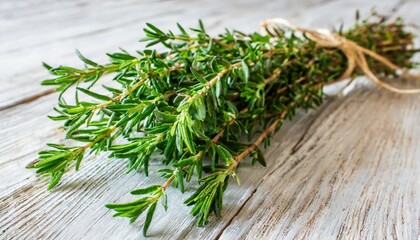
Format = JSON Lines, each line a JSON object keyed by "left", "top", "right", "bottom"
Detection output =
{"left": 261, "top": 18, "right": 420, "bottom": 94}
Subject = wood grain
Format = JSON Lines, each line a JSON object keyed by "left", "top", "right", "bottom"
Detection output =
{"left": 1, "top": 0, "right": 419, "bottom": 239}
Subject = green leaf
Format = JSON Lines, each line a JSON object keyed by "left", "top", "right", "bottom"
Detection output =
{"left": 66, "top": 106, "right": 85, "bottom": 114}
{"left": 175, "top": 171, "right": 185, "bottom": 193}
{"left": 105, "top": 199, "right": 144, "bottom": 209}
{"left": 184, "top": 173, "right": 228, "bottom": 226}
{"left": 146, "top": 23, "right": 164, "bottom": 35}
{"left": 75, "top": 152, "right": 85, "bottom": 171}
{"left": 146, "top": 39, "right": 161, "bottom": 48}
{"left": 155, "top": 111, "right": 177, "bottom": 123}
{"left": 215, "top": 145, "right": 233, "bottom": 164}
{"left": 143, "top": 202, "right": 157, "bottom": 237}
{"left": 241, "top": 60, "right": 250, "bottom": 82}
{"left": 31, "top": 152, "right": 69, "bottom": 168}
{"left": 107, "top": 52, "right": 136, "bottom": 60}
{"left": 254, "top": 147, "right": 266, "bottom": 167}
{"left": 139, "top": 103, "right": 156, "bottom": 120}
{"left": 177, "top": 23, "right": 188, "bottom": 36}
{"left": 196, "top": 159, "right": 203, "bottom": 179}
{"left": 173, "top": 156, "right": 195, "bottom": 167}
{"left": 131, "top": 185, "right": 161, "bottom": 195}
{"left": 198, "top": 19, "right": 205, "bottom": 33}
{"left": 161, "top": 191, "right": 168, "bottom": 210}
{"left": 215, "top": 78, "right": 222, "bottom": 98}
{"left": 47, "top": 171, "right": 65, "bottom": 190}
{"left": 106, "top": 104, "right": 137, "bottom": 112}
{"left": 102, "top": 84, "right": 123, "bottom": 94}
{"left": 75, "top": 49, "right": 99, "bottom": 66}
{"left": 77, "top": 87, "right": 112, "bottom": 101}
{"left": 179, "top": 122, "right": 195, "bottom": 153}
{"left": 164, "top": 135, "right": 176, "bottom": 161}
{"left": 175, "top": 125, "right": 184, "bottom": 152}
{"left": 66, "top": 111, "right": 92, "bottom": 136}
{"left": 192, "top": 96, "right": 206, "bottom": 120}
{"left": 147, "top": 124, "right": 170, "bottom": 134}
{"left": 191, "top": 68, "right": 207, "bottom": 84}
{"left": 41, "top": 76, "right": 76, "bottom": 86}
{"left": 42, "top": 62, "right": 53, "bottom": 71}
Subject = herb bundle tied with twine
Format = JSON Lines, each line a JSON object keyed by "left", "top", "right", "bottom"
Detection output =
{"left": 27, "top": 12, "right": 419, "bottom": 236}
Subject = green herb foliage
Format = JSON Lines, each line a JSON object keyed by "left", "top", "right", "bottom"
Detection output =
{"left": 27, "top": 13, "right": 417, "bottom": 236}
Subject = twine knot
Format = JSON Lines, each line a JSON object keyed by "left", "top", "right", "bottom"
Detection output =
{"left": 261, "top": 18, "right": 420, "bottom": 94}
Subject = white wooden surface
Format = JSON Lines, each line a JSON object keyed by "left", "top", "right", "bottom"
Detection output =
{"left": 0, "top": 0, "right": 419, "bottom": 239}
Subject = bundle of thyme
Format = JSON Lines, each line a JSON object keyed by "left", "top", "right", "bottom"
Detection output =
{"left": 27, "top": 13, "right": 417, "bottom": 236}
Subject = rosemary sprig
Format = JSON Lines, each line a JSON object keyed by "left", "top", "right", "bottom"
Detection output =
{"left": 28, "top": 13, "right": 417, "bottom": 236}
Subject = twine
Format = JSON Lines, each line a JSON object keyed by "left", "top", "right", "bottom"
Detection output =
{"left": 261, "top": 18, "right": 420, "bottom": 94}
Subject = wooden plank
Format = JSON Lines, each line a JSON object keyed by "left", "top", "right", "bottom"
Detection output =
{"left": 0, "top": 0, "right": 352, "bottom": 186}
{"left": 0, "top": 90, "right": 327, "bottom": 239}
{"left": 2, "top": 0, "right": 392, "bottom": 109}
{"left": 216, "top": 88, "right": 420, "bottom": 239}
{"left": 0, "top": 0, "right": 310, "bottom": 109}
{"left": 2, "top": 87, "right": 418, "bottom": 239}
{"left": 0, "top": 0, "right": 401, "bottom": 193}
{"left": 1, "top": 0, "right": 419, "bottom": 239}
{"left": 0, "top": 1, "right": 187, "bottom": 109}
{"left": 0, "top": 93, "right": 61, "bottom": 190}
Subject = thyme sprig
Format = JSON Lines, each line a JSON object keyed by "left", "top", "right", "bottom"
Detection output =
{"left": 28, "top": 13, "right": 417, "bottom": 236}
